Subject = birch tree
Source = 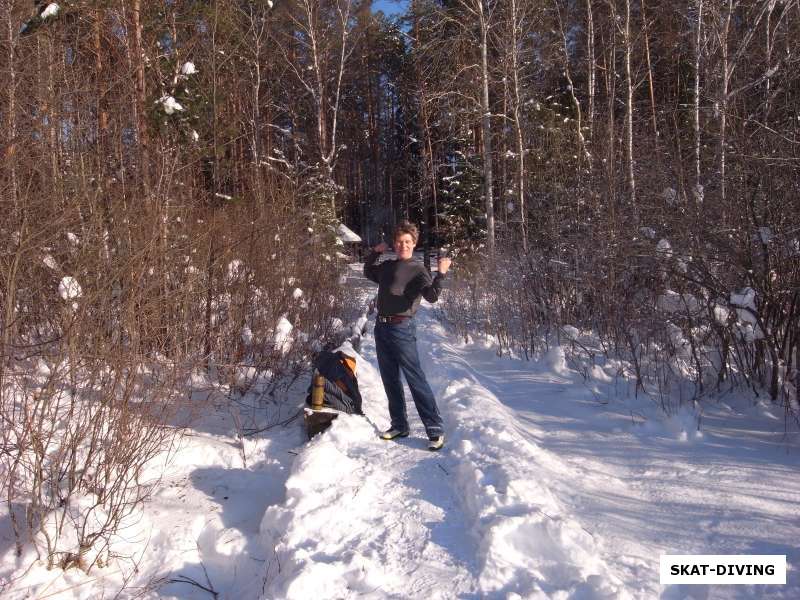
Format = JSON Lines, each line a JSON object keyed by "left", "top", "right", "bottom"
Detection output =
{"left": 280, "top": 0, "right": 358, "bottom": 222}
{"left": 454, "top": 0, "right": 497, "bottom": 254}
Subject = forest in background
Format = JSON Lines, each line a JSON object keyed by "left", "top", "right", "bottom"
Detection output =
{"left": 1, "top": 0, "right": 799, "bottom": 572}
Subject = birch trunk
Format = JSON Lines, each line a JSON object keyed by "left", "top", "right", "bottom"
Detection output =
{"left": 1, "top": 2, "right": 18, "bottom": 380}
{"left": 720, "top": 0, "right": 733, "bottom": 208}
{"left": 131, "top": 0, "right": 147, "bottom": 190}
{"left": 763, "top": 1, "right": 775, "bottom": 122}
{"left": 623, "top": 0, "right": 635, "bottom": 204}
{"left": 248, "top": 10, "right": 266, "bottom": 199}
{"left": 585, "top": 0, "right": 595, "bottom": 139}
{"left": 3, "top": 1, "right": 17, "bottom": 211}
{"left": 510, "top": 0, "right": 527, "bottom": 251}
{"left": 694, "top": 0, "right": 704, "bottom": 194}
{"left": 641, "top": 0, "right": 658, "bottom": 139}
{"left": 478, "top": 0, "right": 496, "bottom": 254}
{"left": 604, "top": 41, "right": 616, "bottom": 207}
{"left": 557, "top": 3, "right": 589, "bottom": 164}
{"left": 93, "top": 10, "right": 108, "bottom": 149}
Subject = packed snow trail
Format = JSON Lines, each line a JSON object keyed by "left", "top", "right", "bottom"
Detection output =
{"left": 259, "top": 346, "right": 626, "bottom": 598}
{"left": 259, "top": 264, "right": 799, "bottom": 600}
{"left": 259, "top": 271, "right": 629, "bottom": 599}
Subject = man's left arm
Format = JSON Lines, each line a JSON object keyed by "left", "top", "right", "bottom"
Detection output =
{"left": 420, "top": 257, "right": 451, "bottom": 303}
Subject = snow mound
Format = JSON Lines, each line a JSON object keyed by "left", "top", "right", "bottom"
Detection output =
{"left": 58, "top": 276, "right": 81, "bottom": 300}
{"left": 158, "top": 95, "right": 184, "bottom": 115}
{"left": 442, "top": 378, "right": 627, "bottom": 598}
{"left": 639, "top": 406, "right": 704, "bottom": 442}
{"left": 43, "top": 254, "right": 59, "bottom": 270}
{"left": 544, "top": 345, "right": 569, "bottom": 375}
{"left": 274, "top": 315, "right": 293, "bottom": 354}
{"left": 42, "top": 3, "right": 60, "bottom": 20}
{"left": 657, "top": 290, "right": 701, "bottom": 315}
{"left": 260, "top": 416, "right": 397, "bottom": 599}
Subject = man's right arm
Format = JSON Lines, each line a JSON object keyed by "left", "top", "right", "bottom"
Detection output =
{"left": 364, "top": 249, "right": 382, "bottom": 283}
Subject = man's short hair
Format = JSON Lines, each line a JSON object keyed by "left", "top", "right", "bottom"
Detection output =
{"left": 393, "top": 221, "right": 419, "bottom": 244}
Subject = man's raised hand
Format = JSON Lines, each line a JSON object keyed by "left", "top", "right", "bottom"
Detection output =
{"left": 438, "top": 257, "right": 452, "bottom": 274}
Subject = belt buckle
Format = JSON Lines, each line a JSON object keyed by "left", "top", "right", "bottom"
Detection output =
{"left": 379, "top": 315, "right": 403, "bottom": 323}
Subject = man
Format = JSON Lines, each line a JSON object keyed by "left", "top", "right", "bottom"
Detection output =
{"left": 364, "top": 222, "right": 452, "bottom": 451}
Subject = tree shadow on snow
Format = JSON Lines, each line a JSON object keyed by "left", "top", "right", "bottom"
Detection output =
{"left": 0, "top": 503, "right": 28, "bottom": 580}
{"left": 152, "top": 459, "right": 292, "bottom": 599}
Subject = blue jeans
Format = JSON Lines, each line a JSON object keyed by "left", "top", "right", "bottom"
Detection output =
{"left": 375, "top": 319, "right": 444, "bottom": 438}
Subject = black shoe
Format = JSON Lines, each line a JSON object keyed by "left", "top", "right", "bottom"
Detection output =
{"left": 427, "top": 435, "right": 445, "bottom": 451}
{"left": 380, "top": 428, "right": 410, "bottom": 440}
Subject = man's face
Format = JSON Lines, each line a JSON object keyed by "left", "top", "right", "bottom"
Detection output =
{"left": 394, "top": 233, "right": 416, "bottom": 260}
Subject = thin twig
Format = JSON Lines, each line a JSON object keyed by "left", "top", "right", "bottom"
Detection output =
{"left": 243, "top": 407, "right": 303, "bottom": 436}
{"left": 163, "top": 574, "right": 219, "bottom": 598}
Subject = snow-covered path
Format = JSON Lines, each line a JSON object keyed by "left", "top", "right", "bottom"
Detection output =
{"left": 259, "top": 265, "right": 799, "bottom": 599}
{"left": 260, "top": 308, "right": 627, "bottom": 599}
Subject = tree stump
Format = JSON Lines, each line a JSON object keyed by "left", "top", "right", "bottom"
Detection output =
{"left": 303, "top": 408, "right": 339, "bottom": 439}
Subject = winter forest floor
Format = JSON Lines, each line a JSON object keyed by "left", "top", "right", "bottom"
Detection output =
{"left": 1, "top": 263, "right": 798, "bottom": 599}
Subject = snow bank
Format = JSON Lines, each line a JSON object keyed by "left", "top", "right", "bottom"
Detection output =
{"left": 441, "top": 378, "right": 627, "bottom": 599}
{"left": 260, "top": 416, "right": 396, "bottom": 599}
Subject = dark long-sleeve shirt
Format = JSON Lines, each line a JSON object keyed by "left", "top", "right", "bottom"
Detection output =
{"left": 364, "top": 251, "right": 445, "bottom": 317}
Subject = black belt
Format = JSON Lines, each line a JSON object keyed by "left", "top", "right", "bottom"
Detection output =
{"left": 377, "top": 315, "right": 410, "bottom": 324}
